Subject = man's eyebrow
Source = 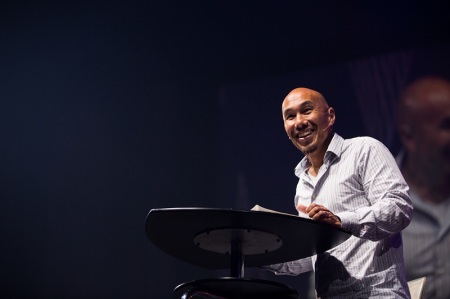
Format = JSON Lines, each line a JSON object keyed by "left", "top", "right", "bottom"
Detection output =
{"left": 282, "top": 107, "right": 292, "bottom": 114}
{"left": 282, "top": 107, "right": 297, "bottom": 118}
{"left": 282, "top": 100, "right": 315, "bottom": 114}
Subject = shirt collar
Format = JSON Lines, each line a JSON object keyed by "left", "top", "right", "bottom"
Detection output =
{"left": 294, "top": 133, "right": 343, "bottom": 178}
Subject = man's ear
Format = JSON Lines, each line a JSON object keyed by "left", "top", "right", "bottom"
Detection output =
{"left": 327, "top": 107, "right": 336, "bottom": 126}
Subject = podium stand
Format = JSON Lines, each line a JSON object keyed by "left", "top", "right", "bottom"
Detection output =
{"left": 145, "top": 208, "right": 350, "bottom": 298}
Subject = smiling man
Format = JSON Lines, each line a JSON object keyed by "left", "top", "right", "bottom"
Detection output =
{"left": 264, "top": 87, "right": 413, "bottom": 298}
{"left": 282, "top": 88, "right": 336, "bottom": 172}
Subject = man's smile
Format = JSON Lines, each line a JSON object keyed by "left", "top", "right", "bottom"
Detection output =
{"left": 295, "top": 129, "right": 314, "bottom": 140}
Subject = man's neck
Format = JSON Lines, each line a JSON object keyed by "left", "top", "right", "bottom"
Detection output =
{"left": 307, "top": 149, "right": 327, "bottom": 177}
{"left": 307, "top": 133, "right": 333, "bottom": 177}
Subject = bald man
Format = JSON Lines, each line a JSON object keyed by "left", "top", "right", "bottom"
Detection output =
{"left": 264, "top": 88, "right": 413, "bottom": 298}
{"left": 397, "top": 76, "right": 450, "bottom": 299}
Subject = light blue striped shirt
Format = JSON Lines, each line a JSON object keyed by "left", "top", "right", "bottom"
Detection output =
{"left": 268, "top": 133, "right": 413, "bottom": 298}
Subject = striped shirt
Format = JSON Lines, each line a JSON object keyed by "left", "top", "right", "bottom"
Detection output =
{"left": 268, "top": 133, "right": 413, "bottom": 298}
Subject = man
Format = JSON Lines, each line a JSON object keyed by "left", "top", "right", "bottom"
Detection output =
{"left": 397, "top": 76, "right": 450, "bottom": 299}
{"left": 265, "top": 87, "right": 413, "bottom": 298}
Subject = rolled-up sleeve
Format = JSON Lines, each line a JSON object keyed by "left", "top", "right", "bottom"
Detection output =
{"left": 337, "top": 140, "right": 413, "bottom": 241}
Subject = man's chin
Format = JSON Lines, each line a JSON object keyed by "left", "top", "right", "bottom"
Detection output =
{"left": 299, "top": 144, "right": 317, "bottom": 155}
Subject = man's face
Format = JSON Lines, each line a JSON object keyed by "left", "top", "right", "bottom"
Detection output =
{"left": 282, "top": 90, "right": 333, "bottom": 155}
{"left": 411, "top": 91, "right": 450, "bottom": 173}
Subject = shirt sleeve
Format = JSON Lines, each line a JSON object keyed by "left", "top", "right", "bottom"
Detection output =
{"left": 261, "top": 256, "right": 313, "bottom": 276}
{"left": 337, "top": 139, "right": 413, "bottom": 241}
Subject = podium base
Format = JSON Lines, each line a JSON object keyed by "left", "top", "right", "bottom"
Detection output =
{"left": 173, "top": 277, "right": 298, "bottom": 299}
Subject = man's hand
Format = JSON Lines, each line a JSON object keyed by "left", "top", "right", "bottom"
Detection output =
{"left": 297, "top": 203, "right": 342, "bottom": 228}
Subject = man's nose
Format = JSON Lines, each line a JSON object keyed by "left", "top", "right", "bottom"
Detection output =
{"left": 294, "top": 114, "right": 307, "bottom": 128}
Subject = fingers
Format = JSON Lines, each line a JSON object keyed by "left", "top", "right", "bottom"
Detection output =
{"left": 296, "top": 203, "right": 321, "bottom": 214}
{"left": 297, "top": 203, "right": 342, "bottom": 228}
{"left": 296, "top": 204, "right": 307, "bottom": 214}
{"left": 297, "top": 203, "right": 332, "bottom": 220}
{"left": 311, "top": 210, "right": 330, "bottom": 221}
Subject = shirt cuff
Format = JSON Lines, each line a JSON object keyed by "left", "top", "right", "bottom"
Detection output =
{"left": 336, "top": 211, "right": 359, "bottom": 234}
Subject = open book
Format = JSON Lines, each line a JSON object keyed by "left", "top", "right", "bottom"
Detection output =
{"left": 251, "top": 204, "right": 298, "bottom": 217}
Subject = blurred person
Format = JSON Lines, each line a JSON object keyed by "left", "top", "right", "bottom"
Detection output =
{"left": 396, "top": 76, "right": 450, "bottom": 299}
{"left": 263, "top": 87, "right": 413, "bottom": 298}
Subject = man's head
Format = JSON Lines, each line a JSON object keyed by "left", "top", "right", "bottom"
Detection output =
{"left": 397, "top": 76, "right": 450, "bottom": 174}
{"left": 282, "top": 88, "right": 335, "bottom": 156}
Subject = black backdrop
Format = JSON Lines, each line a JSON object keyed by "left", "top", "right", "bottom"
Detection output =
{"left": 1, "top": 1, "right": 449, "bottom": 298}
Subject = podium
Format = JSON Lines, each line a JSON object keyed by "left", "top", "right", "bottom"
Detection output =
{"left": 145, "top": 207, "right": 350, "bottom": 298}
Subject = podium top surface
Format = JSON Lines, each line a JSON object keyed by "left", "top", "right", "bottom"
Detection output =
{"left": 145, "top": 207, "right": 350, "bottom": 269}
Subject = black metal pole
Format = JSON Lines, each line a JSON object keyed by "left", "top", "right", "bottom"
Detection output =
{"left": 230, "top": 231, "right": 244, "bottom": 278}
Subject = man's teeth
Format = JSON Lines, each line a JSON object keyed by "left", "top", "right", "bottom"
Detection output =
{"left": 297, "top": 131, "right": 313, "bottom": 138}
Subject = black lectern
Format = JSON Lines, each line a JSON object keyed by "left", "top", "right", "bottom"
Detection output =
{"left": 145, "top": 208, "right": 350, "bottom": 298}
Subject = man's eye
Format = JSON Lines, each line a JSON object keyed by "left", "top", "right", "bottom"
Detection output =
{"left": 283, "top": 113, "right": 294, "bottom": 120}
{"left": 303, "top": 108, "right": 312, "bottom": 114}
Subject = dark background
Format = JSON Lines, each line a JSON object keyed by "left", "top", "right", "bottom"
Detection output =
{"left": 1, "top": 1, "right": 449, "bottom": 298}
